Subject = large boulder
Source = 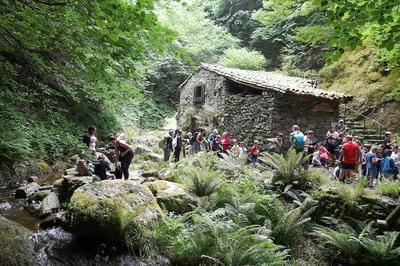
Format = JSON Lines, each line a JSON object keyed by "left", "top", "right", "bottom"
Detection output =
{"left": 68, "top": 180, "right": 162, "bottom": 247}
{"left": 40, "top": 192, "right": 60, "bottom": 216}
{"left": 0, "top": 215, "right": 36, "bottom": 265}
{"left": 15, "top": 182, "right": 40, "bottom": 198}
{"left": 145, "top": 180, "right": 199, "bottom": 214}
{"left": 53, "top": 175, "right": 93, "bottom": 203}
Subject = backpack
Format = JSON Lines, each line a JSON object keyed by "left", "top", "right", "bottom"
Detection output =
{"left": 189, "top": 132, "right": 199, "bottom": 145}
{"left": 293, "top": 133, "right": 305, "bottom": 149}
{"left": 82, "top": 133, "right": 90, "bottom": 147}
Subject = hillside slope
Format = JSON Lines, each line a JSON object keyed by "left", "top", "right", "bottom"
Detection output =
{"left": 320, "top": 46, "right": 400, "bottom": 132}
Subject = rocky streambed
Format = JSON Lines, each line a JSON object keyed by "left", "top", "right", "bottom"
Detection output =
{"left": 0, "top": 134, "right": 199, "bottom": 265}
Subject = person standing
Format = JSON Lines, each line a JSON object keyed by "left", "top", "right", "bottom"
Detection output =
{"left": 238, "top": 142, "right": 247, "bottom": 158}
{"left": 82, "top": 125, "right": 97, "bottom": 155}
{"left": 231, "top": 139, "right": 239, "bottom": 158}
{"left": 383, "top": 131, "right": 396, "bottom": 149}
{"left": 339, "top": 135, "right": 362, "bottom": 183}
{"left": 381, "top": 149, "right": 399, "bottom": 181}
{"left": 249, "top": 140, "right": 260, "bottom": 165}
{"left": 304, "top": 130, "right": 318, "bottom": 163}
{"left": 290, "top": 125, "right": 305, "bottom": 153}
{"left": 164, "top": 130, "right": 174, "bottom": 162}
{"left": 208, "top": 129, "right": 219, "bottom": 151}
{"left": 336, "top": 120, "right": 347, "bottom": 133}
{"left": 110, "top": 135, "right": 133, "bottom": 180}
{"left": 365, "top": 146, "right": 379, "bottom": 187}
{"left": 173, "top": 130, "right": 183, "bottom": 162}
{"left": 192, "top": 128, "right": 206, "bottom": 154}
{"left": 220, "top": 132, "right": 231, "bottom": 153}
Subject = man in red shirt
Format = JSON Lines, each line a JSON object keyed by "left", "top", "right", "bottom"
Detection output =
{"left": 339, "top": 135, "right": 362, "bottom": 182}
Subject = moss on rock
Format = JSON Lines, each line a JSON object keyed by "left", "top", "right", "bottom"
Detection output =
{"left": 68, "top": 180, "right": 162, "bottom": 249}
{"left": 0, "top": 216, "right": 36, "bottom": 265}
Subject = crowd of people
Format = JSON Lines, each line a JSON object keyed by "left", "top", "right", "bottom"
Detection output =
{"left": 78, "top": 121, "right": 399, "bottom": 188}
{"left": 163, "top": 119, "right": 399, "bottom": 187}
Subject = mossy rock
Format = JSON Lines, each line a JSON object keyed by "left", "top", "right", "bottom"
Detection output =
{"left": 0, "top": 215, "right": 36, "bottom": 265}
{"left": 145, "top": 180, "right": 199, "bottom": 214}
{"left": 55, "top": 175, "right": 93, "bottom": 203}
{"left": 68, "top": 180, "right": 162, "bottom": 248}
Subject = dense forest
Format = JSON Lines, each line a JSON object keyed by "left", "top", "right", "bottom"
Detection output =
{"left": 1, "top": 0, "right": 399, "bottom": 178}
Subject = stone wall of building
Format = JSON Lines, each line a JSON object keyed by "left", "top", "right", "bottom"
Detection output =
{"left": 270, "top": 92, "right": 340, "bottom": 144}
{"left": 221, "top": 91, "right": 276, "bottom": 145}
{"left": 179, "top": 69, "right": 227, "bottom": 113}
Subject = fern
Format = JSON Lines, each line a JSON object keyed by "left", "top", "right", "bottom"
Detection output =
{"left": 260, "top": 148, "right": 310, "bottom": 183}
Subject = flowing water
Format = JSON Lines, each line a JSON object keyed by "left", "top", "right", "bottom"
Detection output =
{"left": 0, "top": 173, "right": 146, "bottom": 265}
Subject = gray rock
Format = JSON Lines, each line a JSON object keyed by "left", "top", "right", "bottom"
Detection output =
{"left": 0, "top": 202, "right": 12, "bottom": 211}
{"left": 145, "top": 180, "right": 199, "bottom": 214}
{"left": 133, "top": 144, "right": 153, "bottom": 155}
{"left": 146, "top": 153, "right": 164, "bottom": 162}
{"left": 68, "top": 180, "right": 162, "bottom": 247}
{"left": 0, "top": 216, "right": 36, "bottom": 265}
{"left": 15, "top": 182, "right": 40, "bottom": 198}
{"left": 27, "top": 176, "right": 38, "bottom": 183}
{"left": 40, "top": 192, "right": 60, "bottom": 215}
{"left": 31, "top": 190, "right": 52, "bottom": 201}
{"left": 54, "top": 175, "right": 93, "bottom": 203}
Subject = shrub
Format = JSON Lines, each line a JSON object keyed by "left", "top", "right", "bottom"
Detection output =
{"left": 219, "top": 48, "right": 267, "bottom": 70}
{"left": 154, "top": 211, "right": 289, "bottom": 265}
{"left": 261, "top": 148, "right": 310, "bottom": 184}
{"left": 185, "top": 168, "right": 224, "bottom": 197}
{"left": 378, "top": 181, "right": 400, "bottom": 198}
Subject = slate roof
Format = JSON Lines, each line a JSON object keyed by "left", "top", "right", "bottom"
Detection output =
{"left": 181, "top": 63, "right": 350, "bottom": 100}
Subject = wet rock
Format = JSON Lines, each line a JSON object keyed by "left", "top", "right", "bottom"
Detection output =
{"left": 64, "top": 167, "right": 79, "bottom": 176}
{"left": 39, "top": 210, "right": 66, "bottom": 229}
{"left": 145, "top": 153, "right": 164, "bottom": 163}
{"left": 26, "top": 201, "right": 42, "bottom": 214}
{"left": 68, "top": 180, "right": 162, "bottom": 247}
{"left": 142, "top": 171, "right": 159, "bottom": 178}
{"left": 133, "top": 144, "right": 152, "bottom": 155}
{"left": 0, "top": 202, "right": 12, "bottom": 211}
{"left": 40, "top": 192, "right": 60, "bottom": 215}
{"left": 31, "top": 190, "right": 52, "bottom": 201}
{"left": 39, "top": 184, "right": 54, "bottom": 191}
{"left": 54, "top": 175, "right": 93, "bottom": 203}
{"left": 145, "top": 180, "right": 199, "bottom": 214}
{"left": 28, "top": 176, "right": 38, "bottom": 183}
{"left": 0, "top": 215, "right": 36, "bottom": 265}
{"left": 15, "top": 182, "right": 40, "bottom": 198}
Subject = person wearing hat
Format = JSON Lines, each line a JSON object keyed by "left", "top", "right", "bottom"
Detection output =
{"left": 336, "top": 119, "right": 347, "bottom": 133}
{"left": 339, "top": 135, "right": 362, "bottom": 183}
{"left": 249, "top": 140, "right": 260, "bottom": 165}
{"left": 383, "top": 131, "right": 396, "bottom": 150}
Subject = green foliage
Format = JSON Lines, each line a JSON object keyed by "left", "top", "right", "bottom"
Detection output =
{"left": 154, "top": 210, "right": 289, "bottom": 265}
{"left": 261, "top": 148, "right": 310, "bottom": 184}
{"left": 184, "top": 166, "right": 224, "bottom": 197}
{"left": 219, "top": 47, "right": 267, "bottom": 70}
{"left": 315, "top": 218, "right": 400, "bottom": 264}
{"left": 378, "top": 181, "right": 400, "bottom": 198}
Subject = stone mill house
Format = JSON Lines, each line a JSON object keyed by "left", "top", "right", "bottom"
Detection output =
{"left": 178, "top": 63, "right": 350, "bottom": 145}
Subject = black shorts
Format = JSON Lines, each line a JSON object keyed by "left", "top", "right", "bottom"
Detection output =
{"left": 341, "top": 162, "right": 356, "bottom": 170}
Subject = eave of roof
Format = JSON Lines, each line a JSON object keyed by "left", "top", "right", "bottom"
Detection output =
{"left": 180, "top": 63, "right": 351, "bottom": 100}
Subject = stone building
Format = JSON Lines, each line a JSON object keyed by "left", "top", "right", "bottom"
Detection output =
{"left": 178, "top": 63, "right": 350, "bottom": 145}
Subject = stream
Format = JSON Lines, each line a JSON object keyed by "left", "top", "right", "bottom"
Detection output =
{"left": 0, "top": 173, "right": 147, "bottom": 265}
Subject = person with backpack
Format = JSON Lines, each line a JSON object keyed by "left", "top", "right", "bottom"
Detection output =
{"left": 190, "top": 128, "right": 206, "bottom": 154}
{"left": 173, "top": 130, "right": 183, "bottom": 162}
{"left": 164, "top": 130, "right": 174, "bottom": 162}
{"left": 365, "top": 146, "right": 379, "bottom": 187}
{"left": 289, "top": 125, "right": 305, "bottom": 153}
{"left": 381, "top": 149, "right": 399, "bottom": 181}
{"left": 109, "top": 135, "right": 133, "bottom": 180}
{"left": 208, "top": 129, "right": 219, "bottom": 152}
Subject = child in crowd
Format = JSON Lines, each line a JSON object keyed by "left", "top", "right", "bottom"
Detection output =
{"left": 238, "top": 142, "right": 247, "bottom": 158}
{"left": 249, "top": 140, "right": 260, "bottom": 165}
{"left": 231, "top": 139, "right": 239, "bottom": 158}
